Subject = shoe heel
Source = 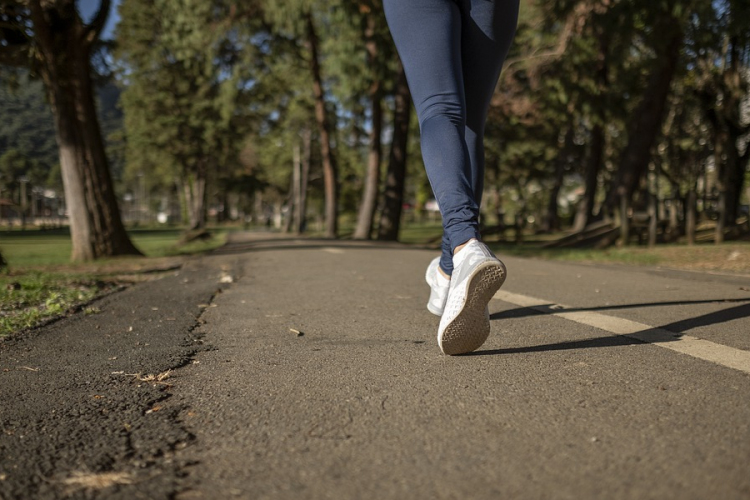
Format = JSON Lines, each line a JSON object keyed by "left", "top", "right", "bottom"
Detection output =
{"left": 439, "top": 261, "right": 506, "bottom": 355}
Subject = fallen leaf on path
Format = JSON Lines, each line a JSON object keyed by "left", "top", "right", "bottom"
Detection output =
{"left": 60, "top": 471, "right": 133, "bottom": 493}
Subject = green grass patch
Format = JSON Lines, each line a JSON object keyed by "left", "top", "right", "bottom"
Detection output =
{"left": 0, "top": 226, "right": 232, "bottom": 337}
{"left": 392, "top": 222, "right": 749, "bottom": 273}
{"left": 0, "top": 227, "right": 231, "bottom": 268}
{"left": 398, "top": 221, "right": 444, "bottom": 245}
{"left": 0, "top": 272, "right": 115, "bottom": 337}
{"left": 486, "top": 240, "right": 750, "bottom": 274}
{"left": 490, "top": 244, "right": 663, "bottom": 266}
{"left": 0, "top": 229, "right": 73, "bottom": 267}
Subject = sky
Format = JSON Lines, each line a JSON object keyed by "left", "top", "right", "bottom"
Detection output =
{"left": 76, "top": 0, "right": 122, "bottom": 40}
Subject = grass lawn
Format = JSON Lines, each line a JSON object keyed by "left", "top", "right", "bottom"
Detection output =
{"left": 0, "top": 227, "right": 229, "bottom": 267}
{"left": 491, "top": 241, "right": 750, "bottom": 273}
{"left": 396, "top": 221, "right": 750, "bottom": 275}
{"left": 0, "top": 226, "right": 231, "bottom": 337}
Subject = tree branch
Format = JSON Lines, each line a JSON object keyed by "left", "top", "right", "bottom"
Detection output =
{"left": 502, "top": 3, "right": 582, "bottom": 78}
{"left": 0, "top": 46, "right": 29, "bottom": 67}
{"left": 26, "top": 0, "right": 53, "bottom": 57}
{"left": 0, "top": 20, "right": 30, "bottom": 37}
{"left": 84, "top": 0, "right": 111, "bottom": 47}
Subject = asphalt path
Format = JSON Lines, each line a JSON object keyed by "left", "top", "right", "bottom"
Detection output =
{"left": 2, "top": 232, "right": 750, "bottom": 499}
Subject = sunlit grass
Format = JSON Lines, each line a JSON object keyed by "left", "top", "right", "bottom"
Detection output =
{"left": 0, "top": 271, "right": 107, "bottom": 336}
{"left": 488, "top": 240, "right": 750, "bottom": 273}
{"left": 395, "top": 221, "right": 750, "bottom": 273}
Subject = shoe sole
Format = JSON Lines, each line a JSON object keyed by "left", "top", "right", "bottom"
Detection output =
{"left": 425, "top": 257, "right": 444, "bottom": 317}
{"left": 438, "top": 261, "right": 506, "bottom": 355}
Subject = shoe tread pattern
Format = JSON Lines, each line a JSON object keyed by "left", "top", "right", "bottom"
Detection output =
{"left": 439, "top": 262, "right": 506, "bottom": 355}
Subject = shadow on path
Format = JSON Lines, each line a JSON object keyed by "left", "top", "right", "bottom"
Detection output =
{"left": 471, "top": 302, "right": 750, "bottom": 356}
{"left": 490, "top": 297, "right": 750, "bottom": 321}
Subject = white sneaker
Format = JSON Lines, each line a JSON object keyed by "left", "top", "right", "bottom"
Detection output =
{"left": 425, "top": 256, "right": 450, "bottom": 316}
{"left": 438, "top": 240, "right": 506, "bottom": 355}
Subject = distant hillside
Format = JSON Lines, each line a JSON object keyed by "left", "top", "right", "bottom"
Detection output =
{"left": 0, "top": 70, "right": 124, "bottom": 184}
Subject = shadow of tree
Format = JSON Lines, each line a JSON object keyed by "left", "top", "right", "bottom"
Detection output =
{"left": 469, "top": 301, "right": 750, "bottom": 356}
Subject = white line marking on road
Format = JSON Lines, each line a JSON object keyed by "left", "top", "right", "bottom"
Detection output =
{"left": 493, "top": 290, "right": 750, "bottom": 375}
{"left": 322, "top": 248, "right": 345, "bottom": 254}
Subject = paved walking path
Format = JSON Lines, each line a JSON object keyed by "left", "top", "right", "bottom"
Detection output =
{"left": 2, "top": 231, "right": 750, "bottom": 499}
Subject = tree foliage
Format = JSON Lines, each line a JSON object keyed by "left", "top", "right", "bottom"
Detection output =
{"left": 2, "top": 0, "right": 748, "bottom": 248}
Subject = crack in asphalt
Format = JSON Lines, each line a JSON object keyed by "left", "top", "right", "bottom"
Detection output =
{"left": 0, "top": 258, "right": 236, "bottom": 500}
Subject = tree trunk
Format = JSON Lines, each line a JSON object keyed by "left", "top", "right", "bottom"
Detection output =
{"left": 712, "top": 97, "right": 731, "bottom": 244}
{"left": 715, "top": 188, "right": 726, "bottom": 244}
{"left": 253, "top": 191, "right": 264, "bottom": 225}
{"left": 377, "top": 63, "right": 411, "bottom": 241}
{"left": 619, "top": 194, "right": 630, "bottom": 246}
{"left": 648, "top": 172, "right": 657, "bottom": 248}
{"left": 20, "top": 179, "right": 27, "bottom": 230}
{"left": 573, "top": 123, "right": 604, "bottom": 231}
{"left": 28, "top": 0, "right": 141, "bottom": 262}
{"left": 603, "top": 20, "right": 682, "bottom": 217}
{"left": 175, "top": 178, "right": 187, "bottom": 225}
{"left": 725, "top": 151, "right": 746, "bottom": 226}
{"left": 305, "top": 11, "right": 338, "bottom": 238}
{"left": 686, "top": 187, "right": 697, "bottom": 245}
{"left": 217, "top": 189, "right": 229, "bottom": 223}
{"left": 544, "top": 127, "right": 573, "bottom": 232}
{"left": 514, "top": 212, "right": 524, "bottom": 245}
{"left": 288, "top": 143, "right": 301, "bottom": 234}
{"left": 354, "top": 13, "right": 384, "bottom": 240}
{"left": 544, "top": 162, "right": 563, "bottom": 233}
{"left": 667, "top": 183, "right": 680, "bottom": 241}
{"left": 716, "top": 41, "right": 747, "bottom": 231}
{"left": 183, "top": 169, "right": 207, "bottom": 231}
{"left": 514, "top": 179, "right": 526, "bottom": 244}
{"left": 295, "top": 128, "right": 312, "bottom": 234}
{"left": 574, "top": 30, "right": 609, "bottom": 231}
{"left": 281, "top": 168, "right": 300, "bottom": 234}
{"left": 273, "top": 199, "right": 283, "bottom": 229}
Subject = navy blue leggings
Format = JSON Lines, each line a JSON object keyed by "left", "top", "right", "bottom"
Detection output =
{"left": 384, "top": 0, "right": 518, "bottom": 275}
